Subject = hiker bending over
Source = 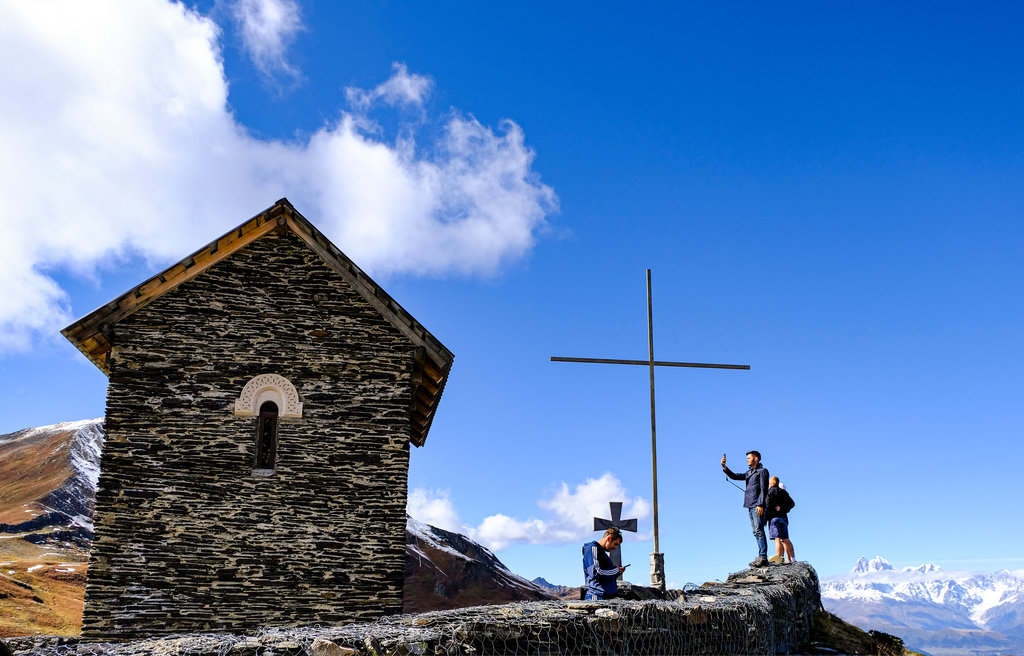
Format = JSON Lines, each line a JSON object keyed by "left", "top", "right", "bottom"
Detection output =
{"left": 582, "top": 527, "right": 627, "bottom": 600}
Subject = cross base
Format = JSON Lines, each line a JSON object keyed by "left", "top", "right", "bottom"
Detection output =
{"left": 650, "top": 552, "right": 665, "bottom": 591}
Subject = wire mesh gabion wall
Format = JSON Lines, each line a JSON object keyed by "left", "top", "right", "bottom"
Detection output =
{"left": 5, "top": 563, "right": 820, "bottom": 656}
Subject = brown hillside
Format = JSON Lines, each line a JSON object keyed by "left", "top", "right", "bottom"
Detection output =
{"left": 0, "top": 429, "right": 77, "bottom": 524}
{"left": 0, "top": 555, "right": 87, "bottom": 638}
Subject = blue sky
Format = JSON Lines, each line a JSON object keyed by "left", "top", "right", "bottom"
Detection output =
{"left": 2, "top": 1, "right": 1023, "bottom": 588}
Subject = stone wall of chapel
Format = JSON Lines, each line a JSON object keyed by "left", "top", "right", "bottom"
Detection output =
{"left": 83, "top": 232, "right": 416, "bottom": 640}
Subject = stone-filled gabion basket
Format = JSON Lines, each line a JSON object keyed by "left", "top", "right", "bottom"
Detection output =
{"left": 3, "top": 562, "right": 820, "bottom": 656}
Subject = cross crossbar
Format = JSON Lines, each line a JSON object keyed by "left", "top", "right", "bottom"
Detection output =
{"left": 593, "top": 501, "right": 638, "bottom": 533}
{"left": 551, "top": 356, "right": 749, "bottom": 370}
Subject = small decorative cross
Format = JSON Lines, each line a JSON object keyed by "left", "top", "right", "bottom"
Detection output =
{"left": 594, "top": 501, "right": 637, "bottom": 579}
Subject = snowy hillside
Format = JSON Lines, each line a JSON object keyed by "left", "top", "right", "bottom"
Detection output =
{"left": 823, "top": 556, "right": 1024, "bottom": 656}
{"left": 405, "top": 516, "right": 552, "bottom": 611}
{"left": 0, "top": 419, "right": 103, "bottom": 541}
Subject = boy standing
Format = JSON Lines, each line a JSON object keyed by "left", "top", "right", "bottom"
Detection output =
{"left": 765, "top": 477, "right": 795, "bottom": 564}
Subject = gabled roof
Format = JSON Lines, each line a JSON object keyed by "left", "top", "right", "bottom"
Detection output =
{"left": 62, "top": 199, "right": 453, "bottom": 447}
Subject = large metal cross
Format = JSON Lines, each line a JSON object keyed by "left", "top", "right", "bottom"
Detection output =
{"left": 594, "top": 501, "right": 637, "bottom": 579}
{"left": 552, "top": 269, "right": 749, "bottom": 589}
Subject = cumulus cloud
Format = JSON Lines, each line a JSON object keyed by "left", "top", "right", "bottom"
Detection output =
{"left": 231, "top": 0, "right": 304, "bottom": 86}
{"left": 471, "top": 473, "right": 651, "bottom": 551}
{"left": 407, "top": 488, "right": 461, "bottom": 533}
{"left": 0, "top": 0, "right": 557, "bottom": 352}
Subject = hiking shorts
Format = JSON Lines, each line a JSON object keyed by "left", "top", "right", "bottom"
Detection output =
{"left": 768, "top": 517, "right": 789, "bottom": 540}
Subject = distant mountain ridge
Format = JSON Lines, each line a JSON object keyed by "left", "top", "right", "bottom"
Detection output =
{"left": 531, "top": 576, "right": 582, "bottom": 601}
{"left": 0, "top": 419, "right": 103, "bottom": 545}
{"left": 823, "top": 556, "right": 1024, "bottom": 656}
{"left": 405, "top": 516, "right": 551, "bottom": 611}
{"left": 0, "top": 420, "right": 551, "bottom": 635}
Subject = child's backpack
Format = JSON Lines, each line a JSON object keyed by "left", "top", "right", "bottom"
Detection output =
{"left": 781, "top": 489, "right": 796, "bottom": 513}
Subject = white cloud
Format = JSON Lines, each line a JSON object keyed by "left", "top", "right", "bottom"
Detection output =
{"left": 407, "top": 474, "right": 650, "bottom": 552}
{"left": 470, "top": 473, "right": 651, "bottom": 551}
{"left": 346, "top": 63, "right": 433, "bottom": 112}
{"left": 0, "top": 0, "right": 557, "bottom": 352}
{"left": 539, "top": 473, "right": 652, "bottom": 532}
{"left": 231, "top": 0, "right": 304, "bottom": 86}
{"left": 407, "top": 488, "right": 461, "bottom": 533}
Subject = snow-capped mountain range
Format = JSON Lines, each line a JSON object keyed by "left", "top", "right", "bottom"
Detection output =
{"left": 823, "top": 556, "right": 1024, "bottom": 656}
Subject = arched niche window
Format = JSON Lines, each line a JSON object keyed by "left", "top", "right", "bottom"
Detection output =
{"left": 234, "top": 374, "right": 302, "bottom": 477}
{"left": 255, "top": 401, "right": 279, "bottom": 473}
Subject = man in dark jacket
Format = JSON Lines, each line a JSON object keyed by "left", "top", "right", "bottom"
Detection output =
{"left": 722, "top": 450, "right": 770, "bottom": 567}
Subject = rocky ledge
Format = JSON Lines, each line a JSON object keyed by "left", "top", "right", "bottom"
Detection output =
{"left": 4, "top": 562, "right": 822, "bottom": 656}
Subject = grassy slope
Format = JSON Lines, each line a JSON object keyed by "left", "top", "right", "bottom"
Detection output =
{"left": 0, "top": 428, "right": 86, "bottom": 636}
{"left": 0, "top": 430, "right": 76, "bottom": 525}
{"left": 0, "top": 546, "right": 87, "bottom": 638}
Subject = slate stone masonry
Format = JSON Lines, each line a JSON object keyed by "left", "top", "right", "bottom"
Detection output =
{"left": 83, "top": 231, "right": 420, "bottom": 639}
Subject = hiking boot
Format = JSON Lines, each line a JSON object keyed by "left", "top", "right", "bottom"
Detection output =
{"left": 768, "top": 555, "right": 784, "bottom": 564}
{"left": 749, "top": 557, "right": 769, "bottom": 567}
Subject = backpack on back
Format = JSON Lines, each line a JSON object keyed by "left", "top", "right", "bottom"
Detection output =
{"left": 780, "top": 489, "right": 795, "bottom": 513}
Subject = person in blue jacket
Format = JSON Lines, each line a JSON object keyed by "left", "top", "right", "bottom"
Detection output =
{"left": 582, "top": 527, "right": 627, "bottom": 600}
{"left": 722, "top": 450, "right": 771, "bottom": 567}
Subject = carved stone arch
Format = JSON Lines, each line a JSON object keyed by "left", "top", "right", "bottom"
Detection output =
{"left": 234, "top": 374, "right": 303, "bottom": 418}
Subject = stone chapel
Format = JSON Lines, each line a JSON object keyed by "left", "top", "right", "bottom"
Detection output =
{"left": 62, "top": 199, "right": 454, "bottom": 640}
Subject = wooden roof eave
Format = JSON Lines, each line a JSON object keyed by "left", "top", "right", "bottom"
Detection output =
{"left": 410, "top": 356, "right": 453, "bottom": 448}
{"left": 60, "top": 198, "right": 456, "bottom": 446}
{"left": 60, "top": 205, "right": 289, "bottom": 375}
